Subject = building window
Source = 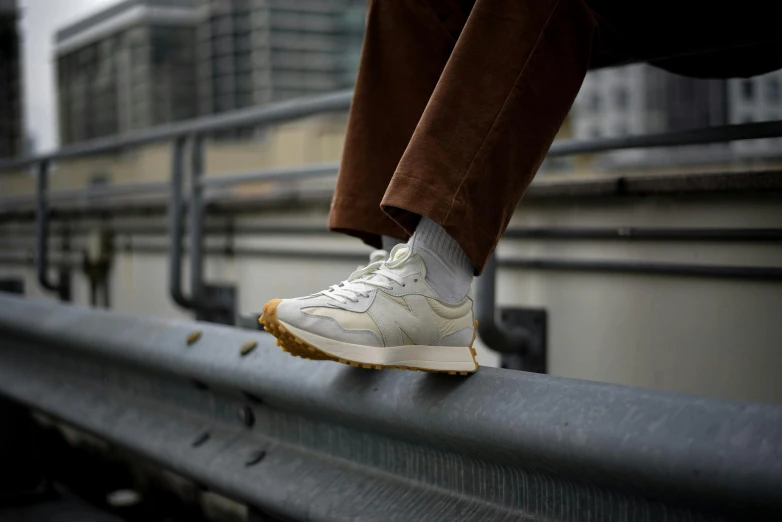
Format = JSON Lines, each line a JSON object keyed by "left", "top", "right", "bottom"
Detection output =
{"left": 768, "top": 79, "right": 780, "bottom": 103}
{"left": 742, "top": 80, "right": 754, "bottom": 100}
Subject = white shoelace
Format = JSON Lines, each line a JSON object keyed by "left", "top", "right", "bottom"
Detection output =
{"left": 321, "top": 245, "right": 410, "bottom": 304}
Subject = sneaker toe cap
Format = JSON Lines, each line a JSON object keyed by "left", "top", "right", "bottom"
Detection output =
{"left": 274, "top": 298, "right": 304, "bottom": 324}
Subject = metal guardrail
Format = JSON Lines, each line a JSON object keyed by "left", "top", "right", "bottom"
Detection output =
{"left": 0, "top": 293, "right": 781, "bottom": 521}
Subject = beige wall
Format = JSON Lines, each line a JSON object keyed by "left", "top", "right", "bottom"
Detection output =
{"left": 501, "top": 195, "right": 782, "bottom": 403}
{"left": 0, "top": 114, "right": 349, "bottom": 199}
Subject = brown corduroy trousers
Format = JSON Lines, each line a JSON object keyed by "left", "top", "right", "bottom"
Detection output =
{"left": 329, "top": 0, "right": 600, "bottom": 274}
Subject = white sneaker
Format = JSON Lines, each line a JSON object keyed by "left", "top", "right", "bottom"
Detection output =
{"left": 260, "top": 244, "right": 479, "bottom": 374}
{"left": 356, "top": 249, "right": 388, "bottom": 271}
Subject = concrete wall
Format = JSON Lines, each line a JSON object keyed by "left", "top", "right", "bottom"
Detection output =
{"left": 502, "top": 194, "right": 782, "bottom": 403}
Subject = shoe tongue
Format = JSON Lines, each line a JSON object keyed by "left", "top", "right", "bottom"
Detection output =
{"left": 355, "top": 246, "right": 410, "bottom": 286}
{"left": 391, "top": 246, "right": 410, "bottom": 262}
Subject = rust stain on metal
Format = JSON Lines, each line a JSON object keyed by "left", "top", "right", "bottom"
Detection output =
{"left": 186, "top": 330, "right": 202, "bottom": 346}
{"left": 240, "top": 340, "right": 258, "bottom": 356}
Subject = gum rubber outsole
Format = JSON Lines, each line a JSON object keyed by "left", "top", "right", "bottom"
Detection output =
{"left": 259, "top": 298, "right": 480, "bottom": 375}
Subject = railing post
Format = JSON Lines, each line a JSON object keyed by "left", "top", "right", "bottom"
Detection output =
{"left": 475, "top": 253, "right": 542, "bottom": 370}
{"left": 168, "top": 135, "right": 235, "bottom": 323}
{"left": 35, "top": 160, "right": 63, "bottom": 296}
{"left": 169, "top": 137, "right": 194, "bottom": 309}
{"left": 189, "top": 135, "right": 205, "bottom": 308}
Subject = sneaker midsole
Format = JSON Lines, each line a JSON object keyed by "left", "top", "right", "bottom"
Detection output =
{"left": 278, "top": 319, "right": 477, "bottom": 372}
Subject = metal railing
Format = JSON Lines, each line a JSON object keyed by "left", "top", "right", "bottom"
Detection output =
{"left": 1, "top": 292, "right": 781, "bottom": 521}
{"left": 1, "top": 89, "right": 782, "bottom": 363}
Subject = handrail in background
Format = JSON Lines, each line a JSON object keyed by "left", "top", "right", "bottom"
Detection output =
{"left": 0, "top": 90, "right": 355, "bottom": 173}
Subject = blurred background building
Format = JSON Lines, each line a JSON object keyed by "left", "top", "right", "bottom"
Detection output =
{"left": 572, "top": 65, "right": 730, "bottom": 169}
{"left": 54, "top": 0, "right": 368, "bottom": 145}
{"left": 197, "top": 0, "right": 366, "bottom": 115}
{"left": 572, "top": 65, "right": 782, "bottom": 170}
{"left": 0, "top": 0, "right": 22, "bottom": 159}
{"left": 55, "top": 0, "right": 201, "bottom": 145}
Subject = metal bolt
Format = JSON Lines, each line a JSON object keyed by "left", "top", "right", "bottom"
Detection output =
{"left": 245, "top": 450, "right": 266, "bottom": 467}
{"left": 238, "top": 406, "right": 255, "bottom": 428}
{"left": 240, "top": 340, "right": 257, "bottom": 356}
{"left": 186, "top": 330, "right": 202, "bottom": 346}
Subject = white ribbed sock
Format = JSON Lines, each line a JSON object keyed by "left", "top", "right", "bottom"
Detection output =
{"left": 382, "top": 235, "right": 405, "bottom": 252}
{"left": 408, "top": 217, "right": 474, "bottom": 303}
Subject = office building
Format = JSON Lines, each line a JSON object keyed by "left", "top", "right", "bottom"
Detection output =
{"left": 55, "top": 0, "right": 200, "bottom": 145}
{"left": 55, "top": 0, "right": 367, "bottom": 145}
{"left": 197, "top": 0, "right": 366, "bottom": 115}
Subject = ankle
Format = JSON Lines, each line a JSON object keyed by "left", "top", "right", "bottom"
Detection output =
{"left": 408, "top": 217, "right": 473, "bottom": 303}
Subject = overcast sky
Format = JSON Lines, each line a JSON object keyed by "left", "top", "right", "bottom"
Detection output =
{"left": 19, "top": 0, "right": 116, "bottom": 152}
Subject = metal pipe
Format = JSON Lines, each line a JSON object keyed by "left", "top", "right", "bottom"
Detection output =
{"left": 24, "top": 236, "right": 782, "bottom": 281}
{"left": 0, "top": 90, "right": 354, "bottom": 173}
{"left": 7, "top": 224, "right": 782, "bottom": 242}
{"left": 190, "top": 135, "right": 205, "bottom": 308}
{"left": 0, "top": 164, "right": 338, "bottom": 208}
{"left": 0, "top": 166, "right": 337, "bottom": 217}
{"left": 35, "top": 160, "right": 60, "bottom": 293}
{"left": 548, "top": 120, "right": 782, "bottom": 156}
{"left": 474, "top": 254, "right": 534, "bottom": 355}
{"left": 0, "top": 250, "right": 77, "bottom": 267}
{"left": 169, "top": 138, "right": 193, "bottom": 310}
{"left": 2, "top": 170, "right": 779, "bottom": 217}
{"left": 199, "top": 162, "right": 339, "bottom": 187}
{"left": 502, "top": 226, "right": 782, "bottom": 241}
{"left": 131, "top": 243, "right": 368, "bottom": 262}
{"left": 502, "top": 257, "right": 782, "bottom": 280}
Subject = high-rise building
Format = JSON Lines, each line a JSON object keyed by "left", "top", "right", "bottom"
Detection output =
{"left": 0, "top": 0, "right": 23, "bottom": 159}
{"left": 196, "top": 0, "right": 366, "bottom": 116}
{"left": 55, "top": 0, "right": 367, "bottom": 145}
{"left": 55, "top": 0, "right": 200, "bottom": 145}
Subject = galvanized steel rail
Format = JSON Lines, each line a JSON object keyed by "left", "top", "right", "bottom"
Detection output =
{"left": 0, "top": 293, "right": 781, "bottom": 521}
